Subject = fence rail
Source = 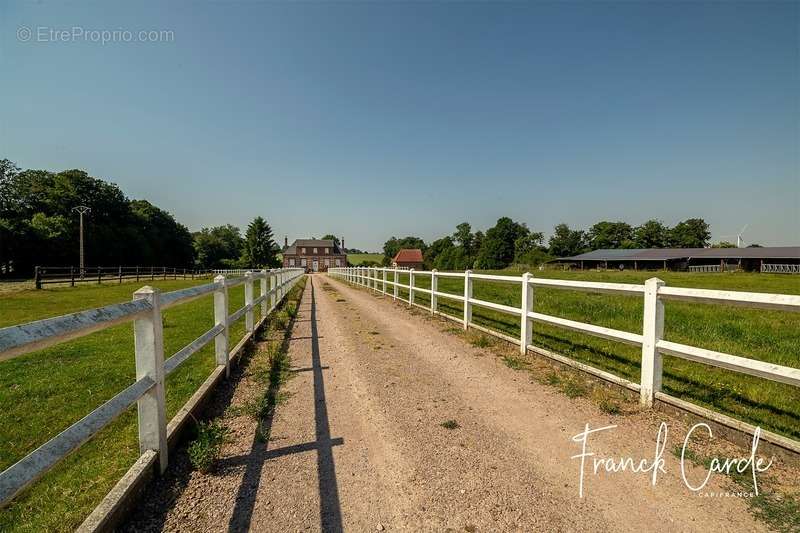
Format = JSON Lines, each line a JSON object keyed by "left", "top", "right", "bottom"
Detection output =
{"left": 761, "top": 263, "right": 800, "bottom": 274}
{"left": 34, "top": 266, "right": 214, "bottom": 289}
{"left": 687, "top": 264, "right": 740, "bottom": 273}
{"left": 0, "top": 268, "right": 304, "bottom": 507}
{"left": 329, "top": 266, "right": 800, "bottom": 433}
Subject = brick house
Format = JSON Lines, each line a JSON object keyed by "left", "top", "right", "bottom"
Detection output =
{"left": 282, "top": 238, "right": 347, "bottom": 272}
{"left": 392, "top": 248, "right": 424, "bottom": 270}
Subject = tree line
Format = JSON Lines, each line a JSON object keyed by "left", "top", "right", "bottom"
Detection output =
{"left": 382, "top": 217, "right": 718, "bottom": 270}
{"left": 0, "top": 159, "right": 279, "bottom": 276}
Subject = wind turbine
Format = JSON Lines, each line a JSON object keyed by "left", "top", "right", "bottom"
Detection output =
{"left": 719, "top": 224, "right": 749, "bottom": 248}
{"left": 735, "top": 224, "right": 748, "bottom": 248}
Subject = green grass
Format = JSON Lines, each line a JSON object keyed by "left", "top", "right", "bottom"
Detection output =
{"left": 0, "top": 277, "right": 283, "bottom": 532}
{"left": 378, "top": 269, "right": 800, "bottom": 440}
{"left": 347, "top": 253, "right": 384, "bottom": 265}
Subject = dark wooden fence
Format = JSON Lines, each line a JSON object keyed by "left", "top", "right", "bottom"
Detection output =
{"left": 34, "top": 266, "right": 213, "bottom": 289}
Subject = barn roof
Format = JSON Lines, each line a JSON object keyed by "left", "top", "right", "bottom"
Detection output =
{"left": 555, "top": 247, "right": 800, "bottom": 262}
{"left": 284, "top": 239, "right": 344, "bottom": 255}
{"left": 393, "top": 248, "right": 424, "bottom": 263}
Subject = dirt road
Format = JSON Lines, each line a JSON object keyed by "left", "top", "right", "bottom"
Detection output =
{"left": 130, "top": 274, "right": 768, "bottom": 532}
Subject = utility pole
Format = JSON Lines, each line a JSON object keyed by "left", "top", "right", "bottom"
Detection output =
{"left": 73, "top": 206, "right": 91, "bottom": 278}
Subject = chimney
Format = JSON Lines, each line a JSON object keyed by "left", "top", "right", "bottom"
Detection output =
{"left": 284, "top": 235, "right": 288, "bottom": 248}
{"left": 341, "top": 237, "right": 345, "bottom": 252}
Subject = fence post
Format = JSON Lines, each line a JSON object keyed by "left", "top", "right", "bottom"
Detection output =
{"left": 97, "top": 267, "right": 102, "bottom": 284}
{"left": 430, "top": 269, "right": 438, "bottom": 314}
{"left": 132, "top": 286, "right": 168, "bottom": 473}
{"left": 244, "top": 271, "right": 254, "bottom": 334}
{"left": 260, "top": 269, "right": 268, "bottom": 319}
{"left": 70, "top": 266, "right": 76, "bottom": 287}
{"left": 393, "top": 269, "right": 398, "bottom": 300}
{"left": 34, "top": 266, "right": 42, "bottom": 290}
{"left": 136, "top": 266, "right": 140, "bottom": 282}
{"left": 409, "top": 268, "right": 415, "bottom": 306}
{"left": 163, "top": 267, "right": 167, "bottom": 280}
{"left": 520, "top": 272, "right": 534, "bottom": 355}
{"left": 382, "top": 268, "right": 387, "bottom": 296}
{"left": 213, "top": 275, "right": 230, "bottom": 377}
{"left": 151, "top": 266, "right": 154, "bottom": 280}
{"left": 463, "top": 270, "right": 473, "bottom": 330}
{"left": 640, "top": 277, "right": 665, "bottom": 407}
{"left": 270, "top": 270, "right": 277, "bottom": 311}
{"left": 118, "top": 266, "right": 123, "bottom": 284}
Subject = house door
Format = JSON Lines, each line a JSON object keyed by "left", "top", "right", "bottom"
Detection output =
{"left": 312, "top": 260, "right": 319, "bottom": 272}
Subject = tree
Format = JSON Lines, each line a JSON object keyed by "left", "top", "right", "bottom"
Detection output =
{"left": 194, "top": 225, "right": 244, "bottom": 269}
{"left": 321, "top": 234, "right": 340, "bottom": 246}
{"left": 513, "top": 230, "right": 549, "bottom": 266}
{"left": 548, "top": 223, "right": 587, "bottom": 257}
{"left": 634, "top": 220, "right": 669, "bottom": 248}
{"left": 452, "top": 223, "right": 474, "bottom": 256}
{"left": 243, "top": 217, "right": 278, "bottom": 268}
{"left": 711, "top": 241, "right": 737, "bottom": 248}
{"left": 424, "top": 236, "right": 454, "bottom": 269}
{"left": 588, "top": 221, "right": 634, "bottom": 250}
{"left": 130, "top": 200, "right": 194, "bottom": 267}
{"left": 669, "top": 218, "right": 710, "bottom": 248}
{"left": 473, "top": 217, "right": 529, "bottom": 269}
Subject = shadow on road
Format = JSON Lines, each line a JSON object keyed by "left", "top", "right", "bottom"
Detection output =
{"left": 227, "top": 277, "right": 344, "bottom": 532}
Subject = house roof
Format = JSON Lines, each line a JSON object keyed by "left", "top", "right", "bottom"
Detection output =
{"left": 555, "top": 247, "right": 800, "bottom": 262}
{"left": 393, "top": 248, "right": 424, "bottom": 263}
{"left": 284, "top": 239, "right": 345, "bottom": 255}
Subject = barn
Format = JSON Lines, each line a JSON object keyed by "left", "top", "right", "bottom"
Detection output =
{"left": 392, "top": 249, "right": 424, "bottom": 270}
{"left": 551, "top": 247, "right": 800, "bottom": 273}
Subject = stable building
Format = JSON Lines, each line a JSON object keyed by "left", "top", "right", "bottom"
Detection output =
{"left": 550, "top": 247, "right": 800, "bottom": 273}
{"left": 392, "top": 248, "right": 424, "bottom": 270}
{"left": 282, "top": 238, "right": 347, "bottom": 272}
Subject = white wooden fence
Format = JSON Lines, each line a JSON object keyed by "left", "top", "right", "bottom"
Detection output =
{"left": 0, "top": 268, "right": 304, "bottom": 507}
{"left": 761, "top": 263, "right": 800, "bottom": 274}
{"left": 329, "top": 266, "right": 800, "bottom": 430}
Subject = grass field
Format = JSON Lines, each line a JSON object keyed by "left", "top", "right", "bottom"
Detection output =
{"left": 346, "top": 253, "right": 384, "bottom": 265}
{"left": 0, "top": 278, "right": 283, "bottom": 532}
{"left": 367, "top": 269, "right": 800, "bottom": 441}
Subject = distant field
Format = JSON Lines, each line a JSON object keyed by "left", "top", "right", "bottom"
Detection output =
{"left": 347, "top": 253, "right": 384, "bottom": 265}
{"left": 0, "top": 278, "right": 281, "bottom": 532}
{"left": 372, "top": 269, "right": 800, "bottom": 441}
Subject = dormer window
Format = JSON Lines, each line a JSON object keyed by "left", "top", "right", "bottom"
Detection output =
{"left": 301, "top": 247, "right": 306, "bottom": 254}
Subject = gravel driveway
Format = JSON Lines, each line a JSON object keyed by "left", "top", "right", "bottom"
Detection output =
{"left": 125, "top": 274, "right": 768, "bottom": 532}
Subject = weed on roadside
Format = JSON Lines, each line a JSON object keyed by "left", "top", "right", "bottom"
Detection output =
{"left": 561, "top": 377, "right": 588, "bottom": 398}
{"left": 469, "top": 335, "right": 492, "bottom": 348}
{"left": 502, "top": 355, "right": 525, "bottom": 370}
{"left": 440, "top": 420, "right": 460, "bottom": 430}
{"left": 187, "top": 420, "right": 228, "bottom": 472}
{"left": 545, "top": 372, "right": 562, "bottom": 386}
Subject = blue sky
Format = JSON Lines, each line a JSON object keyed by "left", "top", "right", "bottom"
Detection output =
{"left": 1, "top": 1, "right": 797, "bottom": 250}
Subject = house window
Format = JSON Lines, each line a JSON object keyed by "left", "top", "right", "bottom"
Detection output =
{"left": 301, "top": 258, "right": 307, "bottom": 267}
{"left": 335, "top": 259, "right": 341, "bottom": 267}
{"left": 301, "top": 247, "right": 306, "bottom": 254}
{"left": 325, "top": 248, "right": 329, "bottom": 254}
{"left": 324, "top": 258, "right": 330, "bottom": 267}
{"left": 289, "top": 258, "right": 295, "bottom": 266}
{"left": 313, "top": 248, "right": 318, "bottom": 253}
